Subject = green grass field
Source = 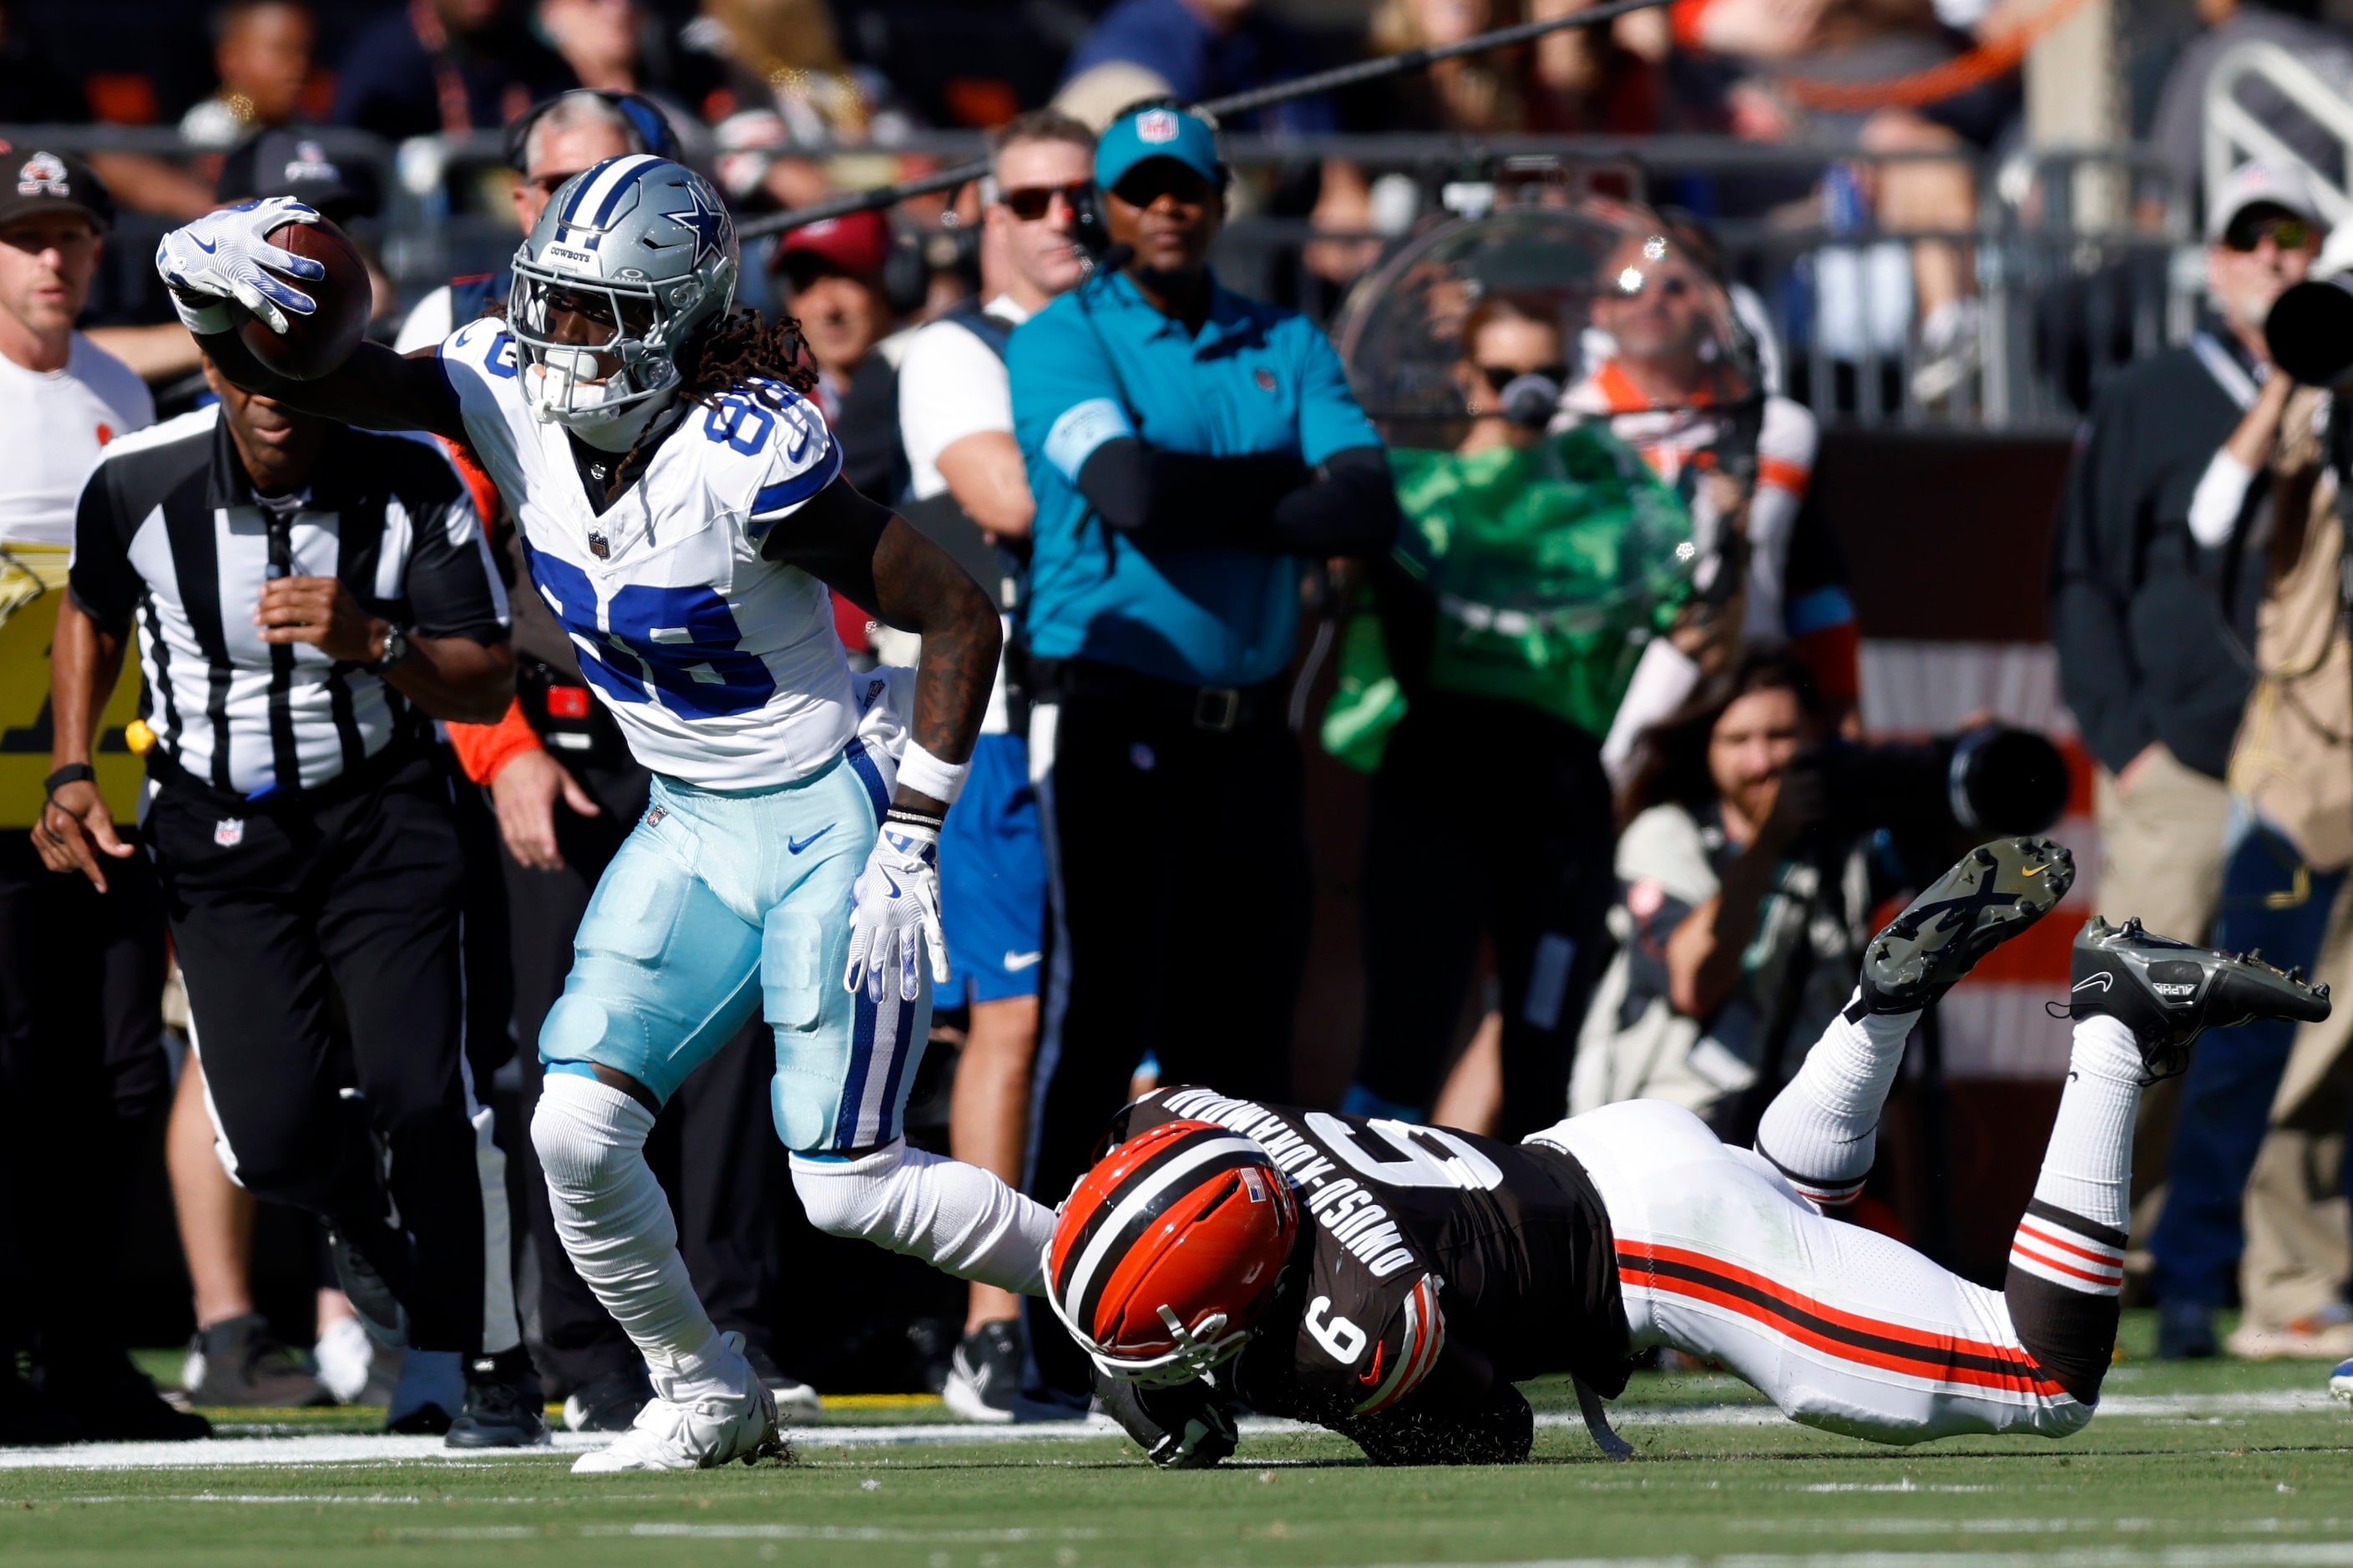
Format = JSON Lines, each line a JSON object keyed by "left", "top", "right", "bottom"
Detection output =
{"left": 8, "top": 1313, "right": 2352, "bottom": 1568}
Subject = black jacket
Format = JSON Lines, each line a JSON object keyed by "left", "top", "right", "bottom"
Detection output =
{"left": 2048, "top": 328, "right": 2266, "bottom": 780}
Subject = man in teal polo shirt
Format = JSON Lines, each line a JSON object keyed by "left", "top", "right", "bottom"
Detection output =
{"left": 1009, "top": 99, "right": 1400, "bottom": 1399}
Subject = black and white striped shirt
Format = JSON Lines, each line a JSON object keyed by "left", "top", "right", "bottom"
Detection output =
{"left": 68, "top": 407, "right": 509, "bottom": 797}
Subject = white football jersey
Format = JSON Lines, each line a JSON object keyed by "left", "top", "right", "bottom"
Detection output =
{"left": 438, "top": 316, "right": 857, "bottom": 789}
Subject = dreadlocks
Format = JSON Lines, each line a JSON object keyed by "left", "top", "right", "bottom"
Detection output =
{"left": 606, "top": 307, "right": 819, "bottom": 502}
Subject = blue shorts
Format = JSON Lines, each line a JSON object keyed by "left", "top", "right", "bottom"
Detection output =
{"left": 539, "top": 740, "right": 930, "bottom": 1153}
{"left": 938, "top": 731, "right": 1047, "bottom": 1006}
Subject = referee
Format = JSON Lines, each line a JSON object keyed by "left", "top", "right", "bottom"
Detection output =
{"left": 38, "top": 354, "right": 543, "bottom": 1446}
{"left": 1008, "top": 100, "right": 1399, "bottom": 1399}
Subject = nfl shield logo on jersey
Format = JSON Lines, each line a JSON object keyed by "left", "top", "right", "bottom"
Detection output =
{"left": 215, "top": 817, "right": 245, "bottom": 847}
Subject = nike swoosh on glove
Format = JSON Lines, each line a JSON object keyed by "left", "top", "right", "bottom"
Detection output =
{"left": 843, "top": 822, "right": 949, "bottom": 1001}
{"left": 154, "top": 196, "right": 325, "bottom": 336}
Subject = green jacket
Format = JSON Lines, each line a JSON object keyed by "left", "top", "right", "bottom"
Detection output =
{"left": 1323, "top": 426, "right": 1694, "bottom": 771}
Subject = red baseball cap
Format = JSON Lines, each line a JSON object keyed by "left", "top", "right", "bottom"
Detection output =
{"left": 775, "top": 210, "right": 893, "bottom": 280}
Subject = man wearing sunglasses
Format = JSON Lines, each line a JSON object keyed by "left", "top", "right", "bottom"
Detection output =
{"left": 896, "top": 108, "right": 1096, "bottom": 1424}
{"left": 2051, "top": 159, "right": 2327, "bottom": 1361}
{"left": 1007, "top": 99, "right": 1402, "bottom": 1406}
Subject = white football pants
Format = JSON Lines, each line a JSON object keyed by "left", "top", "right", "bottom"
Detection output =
{"left": 1533, "top": 1099, "right": 2092, "bottom": 1444}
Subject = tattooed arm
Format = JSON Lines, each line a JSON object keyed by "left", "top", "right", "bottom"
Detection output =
{"left": 762, "top": 476, "right": 1000, "bottom": 813}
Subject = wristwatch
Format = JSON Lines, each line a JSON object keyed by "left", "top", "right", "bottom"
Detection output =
{"left": 42, "top": 762, "right": 95, "bottom": 800}
{"left": 364, "top": 624, "right": 412, "bottom": 676}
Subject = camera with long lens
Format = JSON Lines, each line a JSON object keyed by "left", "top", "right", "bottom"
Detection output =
{"left": 1815, "top": 725, "right": 2072, "bottom": 838}
{"left": 2265, "top": 275, "right": 2353, "bottom": 387}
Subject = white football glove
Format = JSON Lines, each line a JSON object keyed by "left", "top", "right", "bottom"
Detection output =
{"left": 843, "top": 821, "right": 950, "bottom": 1002}
{"left": 154, "top": 196, "right": 324, "bottom": 336}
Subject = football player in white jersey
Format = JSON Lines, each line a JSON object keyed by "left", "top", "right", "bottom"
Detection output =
{"left": 153, "top": 162, "right": 1059, "bottom": 1470}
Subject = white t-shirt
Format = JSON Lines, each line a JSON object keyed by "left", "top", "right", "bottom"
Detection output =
{"left": 393, "top": 285, "right": 458, "bottom": 357}
{"left": 0, "top": 334, "right": 154, "bottom": 547}
{"left": 897, "top": 293, "right": 1030, "bottom": 503}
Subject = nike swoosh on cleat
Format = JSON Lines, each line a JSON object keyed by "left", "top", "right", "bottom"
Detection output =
{"left": 2072, "top": 973, "right": 2114, "bottom": 993}
{"left": 2021, "top": 863, "right": 2047, "bottom": 877}
{"left": 787, "top": 826, "right": 831, "bottom": 854}
{"left": 1003, "top": 950, "right": 1043, "bottom": 972}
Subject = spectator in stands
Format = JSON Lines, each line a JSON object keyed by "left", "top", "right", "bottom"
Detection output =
{"left": 1556, "top": 215, "right": 1857, "bottom": 777}
{"left": 180, "top": 0, "right": 317, "bottom": 149}
{"left": 2049, "top": 160, "right": 2319, "bottom": 1356}
{"left": 691, "top": 0, "right": 920, "bottom": 211}
{"left": 1009, "top": 101, "right": 1399, "bottom": 1403}
{"left": 1570, "top": 650, "right": 1898, "bottom": 1136}
{"left": 1328, "top": 291, "right": 1691, "bottom": 1136}
{"left": 893, "top": 108, "right": 1096, "bottom": 1423}
{"left": 332, "top": 0, "right": 576, "bottom": 140}
{"left": 2152, "top": 0, "right": 2353, "bottom": 223}
{"left": 535, "top": 0, "right": 722, "bottom": 137}
{"left": 773, "top": 211, "right": 897, "bottom": 398}
{"left": 0, "top": 150, "right": 195, "bottom": 1446}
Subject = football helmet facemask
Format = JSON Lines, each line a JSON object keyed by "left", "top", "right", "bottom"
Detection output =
{"left": 509, "top": 154, "right": 738, "bottom": 441}
{"left": 1045, "top": 1119, "right": 1298, "bottom": 1388}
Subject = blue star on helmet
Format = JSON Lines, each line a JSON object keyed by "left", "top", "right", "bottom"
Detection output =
{"left": 655, "top": 180, "right": 731, "bottom": 267}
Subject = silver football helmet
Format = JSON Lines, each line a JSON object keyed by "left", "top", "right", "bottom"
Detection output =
{"left": 509, "top": 154, "right": 739, "bottom": 437}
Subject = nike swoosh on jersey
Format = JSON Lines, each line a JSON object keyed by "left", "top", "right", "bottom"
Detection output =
{"left": 1003, "top": 950, "right": 1043, "bottom": 972}
{"left": 787, "top": 826, "right": 832, "bottom": 854}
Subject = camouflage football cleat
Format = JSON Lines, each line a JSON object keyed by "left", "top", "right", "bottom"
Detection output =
{"left": 1846, "top": 837, "right": 2076, "bottom": 1019}
{"left": 2067, "top": 916, "right": 2332, "bottom": 1079}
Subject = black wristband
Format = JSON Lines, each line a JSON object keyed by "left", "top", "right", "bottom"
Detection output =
{"left": 885, "top": 804, "right": 945, "bottom": 835}
{"left": 43, "top": 763, "right": 95, "bottom": 800}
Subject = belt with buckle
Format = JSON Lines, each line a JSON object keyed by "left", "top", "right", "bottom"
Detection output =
{"left": 1033, "top": 659, "right": 1281, "bottom": 735}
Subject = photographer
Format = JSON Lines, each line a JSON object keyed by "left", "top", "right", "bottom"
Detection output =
{"left": 1570, "top": 650, "right": 1900, "bottom": 1136}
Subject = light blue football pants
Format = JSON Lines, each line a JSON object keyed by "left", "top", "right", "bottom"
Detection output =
{"left": 539, "top": 739, "right": 930, "bottom": 1153}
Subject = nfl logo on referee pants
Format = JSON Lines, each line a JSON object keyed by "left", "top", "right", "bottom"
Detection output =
{"left": 215, "top": 817, "right": 245, "bottom": 847}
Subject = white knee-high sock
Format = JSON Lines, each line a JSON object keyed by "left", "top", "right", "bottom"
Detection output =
{"left": 1753, "top": 993, "right": 1917, "bottom": 1206}
{"left": 2010, "top": 1014, "right": 2141, "bottom": 1293}
{"left": 791, "top": 1141, "right": 1055, "bottom": 1295}
{"left": 531, "top": 1074, "right": 741, "bottom": 1399}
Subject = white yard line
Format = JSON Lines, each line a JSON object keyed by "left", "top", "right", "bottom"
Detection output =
{"left": 0, "top": 1390, "right": 2335, "bottom": 1472}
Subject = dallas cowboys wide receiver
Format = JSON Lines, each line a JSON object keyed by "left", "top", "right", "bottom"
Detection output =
{"left": 154, "top": 162, "right": 1059, "bottom": 1470}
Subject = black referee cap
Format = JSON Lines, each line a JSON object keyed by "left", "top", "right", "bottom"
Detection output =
{"left": 215, "top": 129, "right": 382, "bottom": 224}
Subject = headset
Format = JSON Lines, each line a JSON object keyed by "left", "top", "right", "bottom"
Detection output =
{"left": 502, "top": 89, "right": 681, "bottom": 173}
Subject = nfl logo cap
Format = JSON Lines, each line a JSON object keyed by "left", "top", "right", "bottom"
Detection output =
{"left": 215, "top": 129, "right": 383, "bottom": 225}
{"left": 0, "top": 144, "right": 114, "bottom": 232}
{"left": 1096, "top": 103, "right": 1220, "bottom": 193}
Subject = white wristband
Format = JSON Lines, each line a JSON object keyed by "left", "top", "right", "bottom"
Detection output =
{"left": 169, "top": 291, "right": 237, "bottom": 337}
{"left": 896, "top": 740, "right": 970, "bottom": 805}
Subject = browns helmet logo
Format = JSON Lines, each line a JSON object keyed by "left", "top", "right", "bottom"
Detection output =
{"left": 17, "top": 152, "right": 67, "bottom": 198}
{"left": 1046, "top": 1118, "right": 1298, "bottom": 1387}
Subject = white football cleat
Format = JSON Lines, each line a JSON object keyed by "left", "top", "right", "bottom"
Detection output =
{"left": 2330, "top": 1358, "right": 2353, "bottom": 1401}
{"left": 570, "top": 1335, "right": 782, "bottom": 1474}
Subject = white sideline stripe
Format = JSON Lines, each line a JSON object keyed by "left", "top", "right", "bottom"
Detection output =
{"left": 1368, "top": 1552, "right": 2353, "bottom": 1568}
{"left": 0, "top": 1391, "right": 2333, "bottom": 1471}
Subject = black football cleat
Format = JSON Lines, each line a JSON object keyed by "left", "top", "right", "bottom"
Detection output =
{"left": 445, "top": 1348, "right": 549, "bottom": 1449}
{"left": 2066, "top": 916, "right": 2333, "bottom": 1078}
{"left": 1847, "top": 837, "right": 2076, "bottom": 1019}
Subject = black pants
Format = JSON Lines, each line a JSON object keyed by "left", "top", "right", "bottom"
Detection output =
{"left": 1356, "top": 694, "right": 1618, "bottom": 1141}
{"left": 1024, "top": 670, "right": 1311, "bottom": 1395}
{"left": 0, "top": 838, "right": 169, "bottom": 1364}
{"left": 150, "top": 751, "right": 504, "bottom": 1355}
{"left": 502, "top": 755, "right": 785, "bottom": 1393}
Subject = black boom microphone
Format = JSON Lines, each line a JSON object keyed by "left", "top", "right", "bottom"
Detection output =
{"left": 738, "top": 0, "right": 1678, "bottom": 242}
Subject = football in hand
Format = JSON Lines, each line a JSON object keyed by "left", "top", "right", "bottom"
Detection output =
{"left": 236, "top": 215, "right": 372, "bottom": 381}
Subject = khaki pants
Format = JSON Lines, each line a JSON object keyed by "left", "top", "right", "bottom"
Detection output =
{"left": 2241, "top": 875, "right": 2353, "bottom": 1329}
{"left": 2096, "top": 749, "right": 2231, "bottom": 1245}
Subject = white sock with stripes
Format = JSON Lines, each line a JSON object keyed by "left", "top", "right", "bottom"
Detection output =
{"left": 2002, "top": 1014, "right": 2140, "bottom": 1404}
{"left": 2010, "top": 1013, "right": 2141, "bottom": 1294}
{"left": 1753, "top": 994, "right": 1918, "bottom": 1206}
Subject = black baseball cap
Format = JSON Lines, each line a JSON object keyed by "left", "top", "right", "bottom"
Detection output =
{"left": 0, "top": 144, "right": 114, "bottom": 233}
{"left": 215, "top": 129, "right": 382, "bottom": 224}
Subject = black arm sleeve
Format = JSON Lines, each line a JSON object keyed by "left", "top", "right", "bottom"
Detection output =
{"left": 760, "top": 475, "right": 891, "bottom": 615}
{"left": 1075, "top": 438, "right": 1308, "bottom": 545}
{"left": 1262, "top": 446, "right": 1403, "bottom": 558}
{"left": 66, "top": 463, "right": 139, "bottom": 633}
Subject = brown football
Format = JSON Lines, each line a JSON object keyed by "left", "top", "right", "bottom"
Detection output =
{"left": 237, "top": 216, "right": 372, "bottom": 381}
